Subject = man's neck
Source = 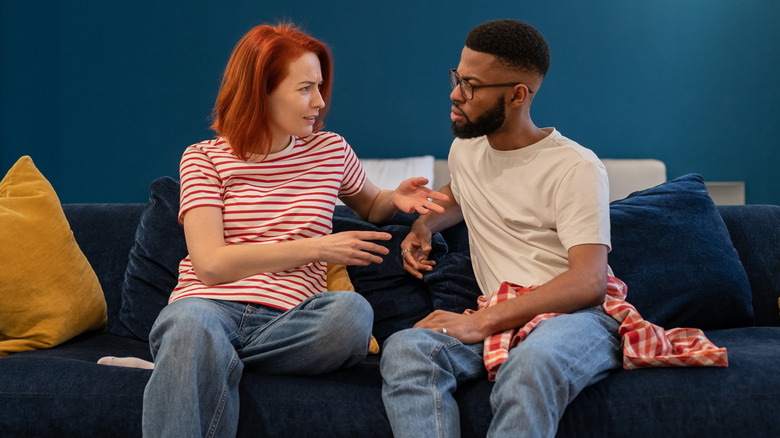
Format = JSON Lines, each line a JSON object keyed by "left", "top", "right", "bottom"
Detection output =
{"left": 487, "top": 121, "right": 549, "bottom": 152}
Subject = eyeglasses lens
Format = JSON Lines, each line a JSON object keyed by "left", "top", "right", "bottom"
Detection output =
{"left": 450, "top": 70, "right": 472, "bottom": 99}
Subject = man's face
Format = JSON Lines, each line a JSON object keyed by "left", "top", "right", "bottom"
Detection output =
{"left": 449, "top": 47, "right": 513, "bottom": 139}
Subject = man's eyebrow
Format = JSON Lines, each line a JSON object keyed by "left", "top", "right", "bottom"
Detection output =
{"left": 456, "top": 71, "right": 481, "bottom": 83}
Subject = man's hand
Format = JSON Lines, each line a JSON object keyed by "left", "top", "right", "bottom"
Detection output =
{"left": 414, "top": 309, "right": 488, "bottom": 345}
{"left": 400, "top": 221, "right": 436, "bottom": 279}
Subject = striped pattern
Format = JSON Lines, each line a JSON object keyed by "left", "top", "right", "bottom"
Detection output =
{"left": 170, "top": 132, "right": 365, "bottom": 310}
{"left": 471, "top": 276, "right": 728, "bottom": 381}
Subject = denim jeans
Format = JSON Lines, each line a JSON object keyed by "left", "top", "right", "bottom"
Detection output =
{"left": 380, "top": 306, "right": 621, "bottom": 438}
{"left": 142, "top": 291, "right": 373, "bottom": 438}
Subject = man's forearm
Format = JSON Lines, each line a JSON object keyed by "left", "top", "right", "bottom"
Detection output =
{"left": 417, "top": 183, "right": 463, "bottom": 234}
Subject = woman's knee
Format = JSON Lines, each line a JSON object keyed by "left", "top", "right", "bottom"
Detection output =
{"left": 314, "top": 292, "right": 374, "bottom": 338}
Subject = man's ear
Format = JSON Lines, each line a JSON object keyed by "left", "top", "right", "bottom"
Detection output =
{"left": 509, "top": 84, "right": 531, "bottom": 107}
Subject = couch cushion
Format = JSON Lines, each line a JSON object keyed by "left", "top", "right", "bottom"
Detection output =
{"left": 0, "top": 156, "right": 107, "bottom": 356}
{"left": 558, "top": 327, "right": 780, "bottom": 437}
{"left": 120, "top": 177, "right": 188, "bottom": 341}
{"left": 423, "top": 251, "right": 482, "bottom": 314}
{"left": 608, "top": 173, "right": 753, "bottom": 330}
{"left": 334, "top": 213, "right": 445, "bottom": 344}
{"left": 717, "top": 205, "right": 780, "bottom": 327}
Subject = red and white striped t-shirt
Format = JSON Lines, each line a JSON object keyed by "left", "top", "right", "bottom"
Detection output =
{"left": 170, "top": 131, "right": 366, "bottom": 310}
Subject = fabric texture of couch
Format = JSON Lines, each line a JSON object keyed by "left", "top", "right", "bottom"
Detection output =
{"left": 1, "top": 160, "right": 779, "bottom": 437}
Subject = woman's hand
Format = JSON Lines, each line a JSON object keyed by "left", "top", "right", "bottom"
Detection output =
{"left": 392, "top": 177, "right": 449, "bottom": 215}
{"left": 317, "top": 231, "right": 392, "bottom": 266}
{"left": 183, "top": 206, "right": 393, "bottom": 285}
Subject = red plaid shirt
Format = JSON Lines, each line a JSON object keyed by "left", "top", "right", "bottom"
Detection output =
{"left": 467, "top": 276, "right": 728, "bottom": 381}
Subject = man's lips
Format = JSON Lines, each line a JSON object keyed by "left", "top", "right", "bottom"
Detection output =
{"left": 451, "top": 105, "right": 465, "bottom": 123}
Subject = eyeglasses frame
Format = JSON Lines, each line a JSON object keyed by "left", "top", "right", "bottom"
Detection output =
{"left": 449, "top": 68, "right": 534, "bottom": 100}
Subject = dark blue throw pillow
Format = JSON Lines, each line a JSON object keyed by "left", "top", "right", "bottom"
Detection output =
{"left": 120, "top": 177, "right": 187, "bottom": 341}
{"left": 423, "top": 251, "right": 481, "bottom": 314}
{"left": 608, "top": 173, "right": 754, "bottom": 330}
{"left": 334, "top": 213, "right": 445, "bottom": 344}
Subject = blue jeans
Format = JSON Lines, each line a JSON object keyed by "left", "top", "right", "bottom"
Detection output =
{"left": 142, "top": 291, "right": 373, "bottom": 438}
{"left": 380, "top": 306, "right": 621, "bottom": 438}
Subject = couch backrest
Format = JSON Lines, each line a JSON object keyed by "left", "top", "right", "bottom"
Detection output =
{"left": 62, "top": 202, "right": 780, "bottom": 339}
{"left": 63, "top": 203, "right": 145, "bottom": 337}
{"left": 717, "top": 205, "right": 780, "bottom": 327}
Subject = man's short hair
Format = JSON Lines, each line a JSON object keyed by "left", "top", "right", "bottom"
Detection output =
{"left": 465, "top": 19, "right": 550, "bottom": 77}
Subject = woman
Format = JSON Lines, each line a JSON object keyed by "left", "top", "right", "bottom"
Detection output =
{"left": 142, "top": 23, "right": 447, "bottom": 437}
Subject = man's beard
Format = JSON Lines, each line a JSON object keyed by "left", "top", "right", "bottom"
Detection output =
{"left": 451, "top": 96, "right": 506, "bottom": 139}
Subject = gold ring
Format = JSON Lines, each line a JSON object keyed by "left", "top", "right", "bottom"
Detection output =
{"left": 400, "top": 248, "right": 410, "bottom": 255}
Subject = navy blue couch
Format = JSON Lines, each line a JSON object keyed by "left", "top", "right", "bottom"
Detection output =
{"left": 1, "top": 173, "right": 779, "bottom": 437}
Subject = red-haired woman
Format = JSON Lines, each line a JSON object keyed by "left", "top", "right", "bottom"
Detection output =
{"left": 141, "top": 23, "right": 447, "bottom": 437}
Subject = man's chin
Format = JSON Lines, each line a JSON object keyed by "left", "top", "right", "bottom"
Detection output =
{"left": 451, "top": 122, "right": 483, "bottom": 139}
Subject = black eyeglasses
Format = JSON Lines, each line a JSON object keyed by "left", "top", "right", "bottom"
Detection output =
{"left": 449, "top": 68, "right": 533, "bottom": 100}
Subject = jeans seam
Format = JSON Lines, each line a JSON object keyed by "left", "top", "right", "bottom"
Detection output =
{"left": 554, "top": 315, "right": 620, "bottom": 404}
{"left": 428, "top": 338, "right": 457, "bottom": 438}
{"left": 566, "top": 328, "right": 619, "bottom": 394}
{"left": 251, "top": 305, "right": 297, "bottom": 346}
{"left": 205, "top": 352, "right": 240, "bottom": 438}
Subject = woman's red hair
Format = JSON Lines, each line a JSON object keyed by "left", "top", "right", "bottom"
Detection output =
{"left": 211, "top": 23, "right": 333, "bottom": 160}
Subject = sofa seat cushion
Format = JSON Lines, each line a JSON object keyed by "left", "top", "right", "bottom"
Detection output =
{"left": 608, "top": 173, "right": 753, "bottom": 330}
{"left": 4, "top": 328, "right": 776, "bottom": 438}
{"left": 0, "top": 332, "right": 151, "bottom": 437}
{"left": 236, "top": 354, "right": 494, "bottom": 438}
{"left": 558, "top": 327, "right": 780, "bottom": 437}
{"left": 0, "top": 156, "right": 107, "bottom": 357}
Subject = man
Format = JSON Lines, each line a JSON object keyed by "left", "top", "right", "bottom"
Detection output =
{"left": 380, "top": 19, "right": 621, "bottom": 437}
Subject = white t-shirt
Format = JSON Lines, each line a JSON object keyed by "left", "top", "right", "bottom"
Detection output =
{"left": 448, "top": 128, "right": 610, "bottom": 296}
{"left": 170, "top": 131, "right": 366, "bottom": 310}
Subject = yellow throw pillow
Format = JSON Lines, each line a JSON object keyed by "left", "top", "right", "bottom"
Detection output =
{"left": 327, "top": 263, "right": 379, "bottom": 354}
{"left": 0, "top": 156, "right": 107, "bottom": 357}
{"left": 327, "top": 263, "right": 356, "bottom": 292}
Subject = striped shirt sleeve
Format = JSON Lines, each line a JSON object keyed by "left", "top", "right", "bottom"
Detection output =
{"left": 178, "top": 142, "right": 224, "bottom": 224}
{"left": 339, "top": 140, "right": 366, "bottom": 198}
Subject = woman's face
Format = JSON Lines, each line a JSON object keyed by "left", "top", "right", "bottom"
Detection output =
{"left": 267, "top": 52, "right": 325, "bottom": 153}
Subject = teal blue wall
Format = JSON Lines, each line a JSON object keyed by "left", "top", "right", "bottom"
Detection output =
{"left": 2, "top": 1, "right": 779, "bottom": 204}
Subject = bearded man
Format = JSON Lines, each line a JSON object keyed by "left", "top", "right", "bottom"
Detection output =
{"left": 380, "top": 19, "right": 618, "bottom": 438}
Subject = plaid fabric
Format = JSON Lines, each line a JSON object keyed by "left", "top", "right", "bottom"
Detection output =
{"left": 469, "top": 276, "right": 728, "bottom": 381}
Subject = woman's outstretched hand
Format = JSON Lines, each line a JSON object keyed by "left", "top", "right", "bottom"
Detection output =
{"left": 392, "top": 177, "right": 449, "bottom": 215}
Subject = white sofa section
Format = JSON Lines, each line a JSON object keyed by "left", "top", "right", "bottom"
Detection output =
{"left": 601, "top": 159, "right": 667, "bottom": 202}
{"left": 361, "top": 157, "right": 667, "bottom": 203}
